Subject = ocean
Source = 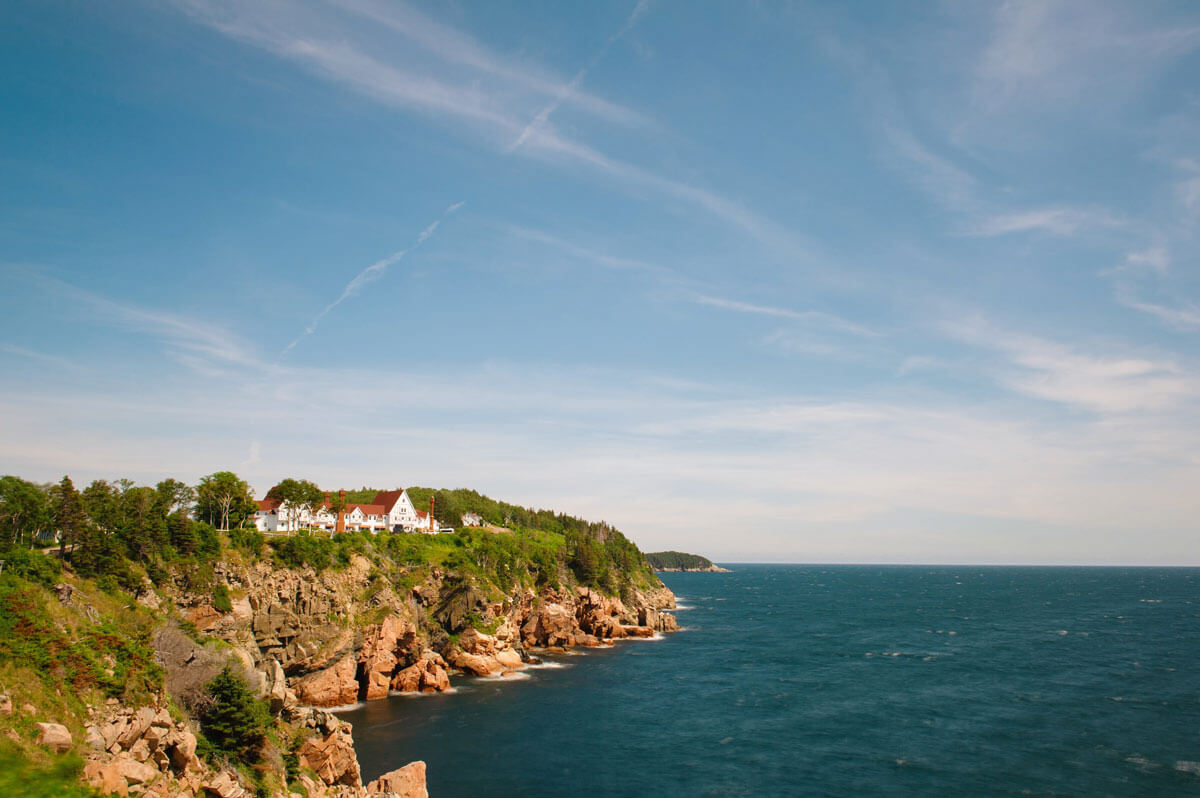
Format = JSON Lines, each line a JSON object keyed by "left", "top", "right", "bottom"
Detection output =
{"left": 340, "top": 565, "right": 1200, "bottom": 796}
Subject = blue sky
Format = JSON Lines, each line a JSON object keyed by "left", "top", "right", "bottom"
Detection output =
{"left": 3, "top": 1, "right": 1199, "bottom": 563}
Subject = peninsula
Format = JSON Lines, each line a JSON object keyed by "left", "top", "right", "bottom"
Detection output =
{"left": 0, "top": 474, "right": 678, "bottom": 798}
{"left": 645, "top": 551, "right": 730, "bottom": 572}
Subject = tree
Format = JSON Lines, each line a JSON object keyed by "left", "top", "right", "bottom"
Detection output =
{"left": 55, "top": 476, "right": 85, "bottom": 560}
{"left": 198, "top": 665, "right": 269, "bottom": 766}
{"left": 0, "top": 476, "right": 48, "bottom": 548}
{"left": 265, "top": 479, "right": 323, "bottom": 534}
{"left": 195, "top": 472, "right": 254, "bottom": 531}
{"left": 155, "top": 479, "right": 195, "bottom": 517}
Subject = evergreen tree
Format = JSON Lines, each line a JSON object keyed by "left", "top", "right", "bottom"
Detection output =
{"left": 199, "top": 665, "right": 269, "bottom": 765}
{"left": 55, "top": 476, "right": 85, "bottom": 561}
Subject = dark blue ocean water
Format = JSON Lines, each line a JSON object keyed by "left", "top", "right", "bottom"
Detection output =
{"left": 341, "top": 566, "right": 1200, "bottom": 796}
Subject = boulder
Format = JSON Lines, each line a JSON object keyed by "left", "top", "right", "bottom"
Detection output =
{"left": 167, "top": 728, "right": 198, "bottom": 773}
{"left": 391, "top": 652, "right": 450, "bottom": 693}
{"left": 35, "top": 722, "right": 72, "bottom": 753}
{"left": 366, "top": 760, "right": 428, "bottom": 797}
{"left": 204, "top": 771, "right": 249, "bottom": 798}
{"left": 114, "top": 754, "right": 158, "bottom": 785}
{"left": 447, "top": 649, "right": 502, "bottom": 677}
{"left": 84, "top": 725, "right": 106, "bottom": 751}
{"left": 267, "top": 659, "right": 292, "bottom": 713}
{"left": 127, "top": 737, "right": 150, "bottom": 762}
{"left": 458, "top": 627, "right": 497, "bottom": 656}
{"left": 521, "top": 602, "right": 577, "bottom": 648}
{"left": 117, "top": 707, "right": 156, "bottom": 748}
{"left": 294, "top": 656, "right": 360, "bottom": 707}
{"left": 297, "top": 729, "right": 362, "bottom": 788}
{"left": 84, "top": 760, "right": 128, "bottom": 796}
{"left": 623, "top": 625, "right": 655, "bottom": 638}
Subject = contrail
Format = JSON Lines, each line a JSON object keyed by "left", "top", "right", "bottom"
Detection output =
{"left": 282, "top": 200, "right": 465, "bottom": 354}
{"left": 509, "top": 0, "right": 650, "bottom": 152}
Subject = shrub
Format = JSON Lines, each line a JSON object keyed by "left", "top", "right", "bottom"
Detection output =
{"left": 1, "top": 549, "right": 61, "bottom": 588}
{"left": 212, "top": 583, "right": 232, "bottom": 613}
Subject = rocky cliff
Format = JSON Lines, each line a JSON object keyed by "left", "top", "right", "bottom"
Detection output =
{"left": 177, "top": 556, "right": 677, "bottom": 711}
{"left": 2, "top": 525, "right": 679, "bottom": 797}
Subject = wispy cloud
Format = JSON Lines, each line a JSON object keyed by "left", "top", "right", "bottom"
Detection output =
{"left": 968, "top": 206, "right": 1125, "bottom": 237}
{"left": 942, "top": 316, "right": 1200, "bottom": 413}
{"left": 331, "top": 0, "right": 646, "bottom": 127}
{"left": 691, "top": 293, "right": 879, "bottom": 337}
{"left": 1115, "top": 288, "right": 1200, "bottom": 332}
{"left": 15, "top": 270, "right": 260, "bottom": 370}
{"left": 0, "top": 342, "right": 86, "bottom": 373}
{"left": 283, "top": 200, "right": 464, "bottom": 354}
{"left": 975, "top": 1, "right": 1200, "bottom": 110}
{"left": 173, "top": 0, "right": 805, "bottom": 257}
{"left": 510, "top": 0, "right": 650, "bottom": 152}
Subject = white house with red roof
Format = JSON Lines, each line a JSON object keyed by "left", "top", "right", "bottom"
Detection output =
{"left": 253, "top": 487, "right": 440, "bottom": 534}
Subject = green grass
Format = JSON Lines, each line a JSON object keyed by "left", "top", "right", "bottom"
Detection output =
{"left": 0, "top": 744, "right": 98, "bottom": 798}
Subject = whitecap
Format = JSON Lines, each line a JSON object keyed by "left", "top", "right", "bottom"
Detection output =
{"left": 326, "top": 701, "right": 366, "bottom": 713}
{"left": 1056, "top": 630, "right": 1069, "bottom": 636}
{"left": 1175, "top": 761, "right": 1200, "bottom": 776}
{"left": 524, "top": 661, "right": 571, "bottom": 670}
{"left": 392, "top": 687, "right": 458, "bottom": 698}
{"left": 623, "top": 632, "right": 667, "bottom": 642}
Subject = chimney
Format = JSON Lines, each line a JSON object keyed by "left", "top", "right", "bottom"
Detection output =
{"left": 429, "top": 496, "right": 435, "bottom": 531}
{"left": 324, "top": 492, "right": 330, "bottom": 505}
{"left": 336, "top": 489, "right": 346, "bottom": 534}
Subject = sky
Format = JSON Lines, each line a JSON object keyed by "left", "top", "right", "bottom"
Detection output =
{"left": 2, "top": 1, "right": 1199, "bottom": 564}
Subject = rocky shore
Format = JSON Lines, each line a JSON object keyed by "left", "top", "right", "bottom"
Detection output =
{"left": 25, "top": 555, "right": 678, "bottom": 796}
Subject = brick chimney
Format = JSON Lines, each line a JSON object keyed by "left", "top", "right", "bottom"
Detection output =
{"left": 336, "top": 489, "right": 346, "bottom": 534}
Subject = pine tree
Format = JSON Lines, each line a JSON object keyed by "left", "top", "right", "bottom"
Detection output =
{"left": 55, "top": 476, "right": 84, "bottom": 561}
{"left": 199, "top": 665, "right": 269, "bottom": 765}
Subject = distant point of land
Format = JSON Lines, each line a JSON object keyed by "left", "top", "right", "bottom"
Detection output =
{"left": 645, "top": 551, "right": 730, "bottom": 572}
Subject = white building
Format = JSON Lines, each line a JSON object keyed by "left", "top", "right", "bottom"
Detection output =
{"left": 254, "top": 487, "right": 440, "bottom": 534}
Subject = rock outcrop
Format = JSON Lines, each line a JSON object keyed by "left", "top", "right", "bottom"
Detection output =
{"left": 366, "top": 761, "right": 428, "bottom": 797}
{"left": 294, "top": 655, "right": 360, "bottom": 707}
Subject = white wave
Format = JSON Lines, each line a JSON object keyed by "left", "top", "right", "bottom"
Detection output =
{"left": 326, "top": 701, "right": 366, "bottom": 712}
{"left": 1140, "top": 599, "right": 1162, "bottom": 603}
{"left": 1056, "top": 630, "right": 1069, "bottom": 636}
{"left": 669, "top": 603, "right": 694, "bottom": 611}
{"left": 622, "top": 631, "right": 666, "bottom": 642}
{"left": 523, "top": 660, "right": 571, "bottom": 670}
{"left": 1176, "top": 761, "right": 1200, "bottom": 776}
{"left": 391, "top": 687, "right": 458, "bottom": 698}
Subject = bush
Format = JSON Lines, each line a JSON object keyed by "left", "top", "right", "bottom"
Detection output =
{"left": 227, "top": 527, "right": 264, "bottom": 557}
{"left": 1, "top": 549, "right": 61, "bottom": 588}
{"left": 212, "top": 583, "right": 232, "bottom": 613}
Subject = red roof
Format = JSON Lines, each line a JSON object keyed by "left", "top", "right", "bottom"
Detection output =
{"left": 373, "top": 489, "right": 406, "bottom": 513}
{"left": 348, "top": 503, "right": 386, "bottom": 516}
{"left": 256, "top": 499, "right": 279, "bottom": 513}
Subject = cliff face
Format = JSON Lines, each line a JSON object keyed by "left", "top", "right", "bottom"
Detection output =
{"left": 176, "top": 555, "right": 677, "bottom": 710}
{"left": 5, "top": 528, "right": 678, "bottom": 798}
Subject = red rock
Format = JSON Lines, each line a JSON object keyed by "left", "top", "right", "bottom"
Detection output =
{"left": 298, "top": 729, "right": 362, "bottom": 787}
{"left": 366, "top": 760, "right": 428, "bottom": 797}
{"left": 294, "top": 656, "right": 360, "bottom": 707}
{"left": 359, "top": 616, "right": 418, "bottom": 701}
{"left": 623, "top": 625, "right": 655, "bottom": 638}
